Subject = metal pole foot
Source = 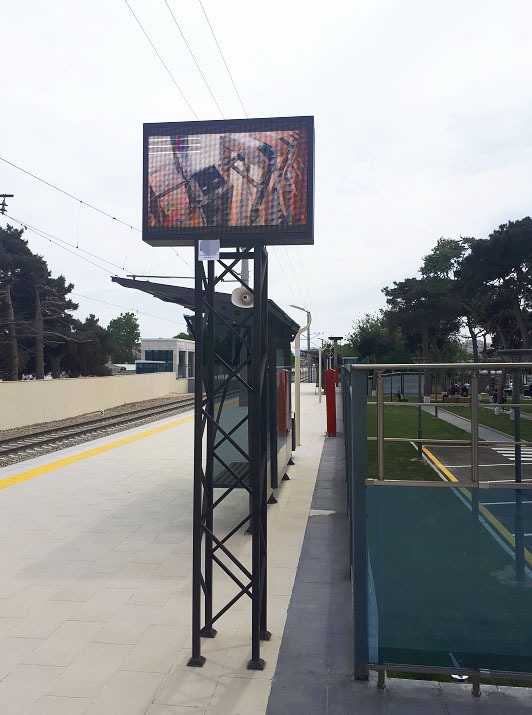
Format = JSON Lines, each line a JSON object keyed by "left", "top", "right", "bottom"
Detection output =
{"left": 267, "top": 494, "right": 278, "bottom": 504}
{"left": 288, "top": 457, "right": 295, "bottom": 465}
{"left": 199, "top": 627, "right": 217, "bottom": 638}
{"left": 377, "top": 670, "right": 386, "bottom": 689}
{"left": 187, "top": 656, "right": 206, "bottom": 667}
{"left": 260, "top": 630, "right": 272, "bottom": 641}
{"left": 247, "top": 657, "right": 266, "bottom": 670}
{"left": 282, "top": 474, "right": 290, "bottom": 481}
{"left": 471, "top": 677, "right": 481, "bottom": 697}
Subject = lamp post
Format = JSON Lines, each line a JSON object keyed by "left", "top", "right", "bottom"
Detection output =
{"left": 290, "top": 305, "right": 311, "bottom": 447}
{"left": 317, "top": 337, "right": 326, "bottom": 404}
{"left": 497, "top": 349, "right": 532, "bottom": 581}
{"left": 413, "top": 357, "right": 426, "bottom": 460}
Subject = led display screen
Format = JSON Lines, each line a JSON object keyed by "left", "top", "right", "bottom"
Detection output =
{"left": 143, "top": 116, "right": 314, "bottom": 247}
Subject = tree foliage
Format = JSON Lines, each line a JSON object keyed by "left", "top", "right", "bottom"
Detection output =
{"left": 353, "top": 218, "right": 532, "bottom": 371}
{"left": 107, "top": 312, "right": 141, "bottom": 363}
{"left": 0, "top": 225, "right": 111, "bottom": 379}
{"left": 345, "top": 312, "right": 409, "bottom": 363}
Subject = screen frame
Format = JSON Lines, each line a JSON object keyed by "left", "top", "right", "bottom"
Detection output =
{"left": 142, "top": 115, "right": 314, "bottom": 247}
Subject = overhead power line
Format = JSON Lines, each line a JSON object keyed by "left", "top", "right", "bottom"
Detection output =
{"left": 0, "top": 156, "right": 138, "bottom": 231}
{"left": 6, "top": 214, "right": 123, "bottom": 274}
{"left": 71, "top": 292, "right": 190, "bottom": 327}
{"left": 2, "top": 215, "right": 189, "bottom": 327}
{"left": 197, "top": 0, "right": 248, "bottom": 118}
{"left": 164, "top": 0, "right": 225, "bottom": 119}
{"left": 0, "top": 156, "right": 195, "bottom": 273}
{"left": 123, "top": 0, "right": 199, "bottom": 120}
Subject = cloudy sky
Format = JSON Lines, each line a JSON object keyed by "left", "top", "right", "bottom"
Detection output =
{"left": 2, "top": 0, "right": 532, "bottom": 348}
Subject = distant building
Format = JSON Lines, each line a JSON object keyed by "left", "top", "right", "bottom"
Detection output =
{"left": 140, "top": 338, "right": 195, "bottom": 378}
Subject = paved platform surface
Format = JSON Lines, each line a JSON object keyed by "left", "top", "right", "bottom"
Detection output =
{"left": 0, "top": 383, "right": 531, "bottom": 713}
{"left": 0, "top": 384, "right": 325, "bottom": 714}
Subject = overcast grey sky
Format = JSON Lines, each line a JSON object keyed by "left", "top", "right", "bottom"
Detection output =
{"left": 3, "top": 0, "right": 532, "bottom": 347}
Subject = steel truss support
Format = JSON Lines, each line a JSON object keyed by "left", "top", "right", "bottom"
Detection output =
{"left": 188, "top": 244, "right": 270, "bottom": 670}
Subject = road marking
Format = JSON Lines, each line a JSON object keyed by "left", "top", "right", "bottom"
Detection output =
{"left": 483, "top": 501, "right": 532, "bottom": 506}
{"left": 0, "top": 413, "right": 194, "bottom": 491}
{"left": 422, "top": 446, "right": 532, "bottom": 567}
{"left": 493, "top": 447, "right": 532, "bottom": 463}
{"left": 421, "top": 447, "right": 458, "bottom": 482}
{"left": 442, "top": 464, "right": 515, "bottom": 469}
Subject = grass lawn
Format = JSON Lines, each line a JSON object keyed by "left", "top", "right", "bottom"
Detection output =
{"left": 365, "top": 401, "right": 469, "bottom": 480}
{"left": 442, "top": 402, "right": 532, "bottom": 441}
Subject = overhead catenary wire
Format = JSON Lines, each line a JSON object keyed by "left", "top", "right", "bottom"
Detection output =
{"left": 0, "top": 156, "right": 138, "bottom": 231}
{"left": 295, "top": 245, "right": 321, "bottom": 333}
{"left": 0, "top": 157, "right": 195, "bottom": 274}
{"left": 197, "top": 0, "right": 248, "bottom": 118}
{"left": 164, "top": 0, "right": 225, "bottom": 119}
{"left": 3, "top": 216, "right": 189, "bottom": 327}
{"left": 123, "top": 0, "right": 199, "bottom": 120}
{"left": 6, "top": 215, "right": 127, "bottom": 274}
{"left": 71, "top": 292, "right": 190, "bottom": 328}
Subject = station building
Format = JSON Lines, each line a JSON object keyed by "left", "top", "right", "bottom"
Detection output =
{"left": 140, "top": 337, "right": 195, "bottom": 378}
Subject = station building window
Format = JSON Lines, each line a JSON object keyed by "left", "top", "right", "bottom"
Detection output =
{"left": 144, "top": 350, "right": 173, "bottom": 372}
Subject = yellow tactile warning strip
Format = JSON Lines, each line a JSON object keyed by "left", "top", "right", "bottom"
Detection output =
{"left": 423, "top": 445, "right": 532, "bottom": 567}
{"left": 0, "top": 413, "right": 194, "bottom": 491}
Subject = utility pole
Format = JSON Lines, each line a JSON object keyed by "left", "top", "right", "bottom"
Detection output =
{"left": 0, "top": 195, "right": 14, "bottom": 215}
{"left": 290, "top": 305, "right": 311, "bottom": 446}
{"left": 328, "top": 336, "right": 343, "bottom": 370}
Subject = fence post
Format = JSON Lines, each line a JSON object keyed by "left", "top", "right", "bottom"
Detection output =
{"left": 351, "top": 369, "right": 368, "bottom": 680}
{"left": 325, "top": 369, "right": 337, "bottom": 437}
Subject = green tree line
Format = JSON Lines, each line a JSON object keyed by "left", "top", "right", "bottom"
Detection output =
{"left": 0, "top": 225, "right": 142, "bottom": 380}
{"left": 345, "top": 217, "right": 532, "bottom": 364}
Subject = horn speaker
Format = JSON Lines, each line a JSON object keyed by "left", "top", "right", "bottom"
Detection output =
{"left": 231, "top": 286, "right": 254, "bottom": 308}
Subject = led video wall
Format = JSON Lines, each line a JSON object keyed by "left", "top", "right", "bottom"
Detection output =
{"left": 143, "top": 116, "right": 314, "bottom": 246}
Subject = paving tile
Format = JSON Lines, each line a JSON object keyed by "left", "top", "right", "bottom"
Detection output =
{"left": 120, "top": 624, "right": 188, "bottom": 673}
{"left": 27, "top": 695, "right": 92, "bottom": 715}
{"left": 51, "top": 578, "right": 101, "bottom": 603}
{"left": 24, "top": 620, "right": 104, "bottom": 666}
{"left": 328, "top": 675, "right": 387, "bottom": 715}
{"left": 85, "top": 670, "right": 164, "bottom": 715}
{"left": 0, "top": 636, "right": 43, "bottom": 679}
{"left": 207, "top": 675, "right": 272, "bottom": 715}
{"left": 94, "top": 603, "right": 159, "bottom": 645}
{"left": 127, "top": 578, "right": 177, "bottom": 606}
{"left": 82, "top": 549, "right": 134, "bottom": 575}
{"left": 154, "top": 554, "right": 193, "bottom": 578}
{"left": 0, "top": 664, "right": 63, "bottom": 715}
{"left": 0, "top": 585, "right": 57, "bottom": 618}
{"left": 153, "top": 591, "right": 192, "bottom": 626}
{"left": 71, "top": 587, "right": 135, "bottom": 622}
{"left": 146, "top": 704, "right": 206, "bottom": 714}
{"left": 105, "top": 562, "right": 157, "bottom": 589}
{"left": 47, "top": 642, "right": 132, "bottom": 698}
{"left": 154, "top": 651, "right": 221, "bottom": 707}
{"left": 9, "top": 601, "right": 79, "bottom": 639}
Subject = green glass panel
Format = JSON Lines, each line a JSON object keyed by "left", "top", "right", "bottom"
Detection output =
{"left": 367, "top": 484, "right": 532, "bottom": 672}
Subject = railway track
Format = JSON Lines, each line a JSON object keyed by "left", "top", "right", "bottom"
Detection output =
{"left": 0, "top": 396, "right": 195, "bottom": 467}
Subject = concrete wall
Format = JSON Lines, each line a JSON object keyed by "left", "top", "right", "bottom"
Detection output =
{"left": 0, "top": 373, "right": 190, "bottom": 431}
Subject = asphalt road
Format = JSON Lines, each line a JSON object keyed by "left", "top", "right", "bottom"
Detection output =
{"left": 422, "top": 412, "right": 532, "bottom": 554}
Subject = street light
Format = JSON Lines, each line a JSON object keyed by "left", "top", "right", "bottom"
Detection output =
{"left": 290, "top": 305, "right": 311, "bottom": 447}
{"left": 413, "top": 357, "right": 426, "bottom": 461}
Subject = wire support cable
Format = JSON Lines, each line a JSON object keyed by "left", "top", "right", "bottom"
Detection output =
{"left": 197, "top": 0, "right": 248, "bottom": 118}
{"left": 164, "top": 0, "right": 225, "bottom": 118}
{"left": 123, "top": 0, "right": 199, "bottom": 119}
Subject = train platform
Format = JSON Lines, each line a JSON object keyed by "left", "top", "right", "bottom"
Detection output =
{"left": 0, "top": 383, "right": 324, "bottom": 714}
{"left": 0, "top": 382, "right": 531, "bottom": 713}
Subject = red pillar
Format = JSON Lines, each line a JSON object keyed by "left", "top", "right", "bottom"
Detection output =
{"left": 325, "top": 369, "right": 336, "bottom": 437}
